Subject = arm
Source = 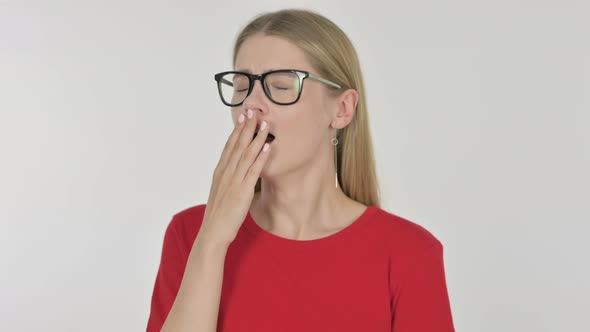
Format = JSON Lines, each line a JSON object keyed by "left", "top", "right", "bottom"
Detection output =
{"left": 390, "top": 240, "right": 456, "bottom": 332}
{"left": 147, "top": 215, "right": 229, "bottom": 332}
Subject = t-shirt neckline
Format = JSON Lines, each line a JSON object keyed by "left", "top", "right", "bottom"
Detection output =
{"left": 243, "top": 205, "right": 378, "bottom": 247}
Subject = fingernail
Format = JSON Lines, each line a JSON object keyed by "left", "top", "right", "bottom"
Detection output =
{"left": 263, "top": 143, "right": 270, "bottom": 152}
{"left": 238, "top": 113, "right": 245, "bottom": 123}
{"left": 247, "top": 109, "right": 253, "bottom": 119}
{"left": 260, "top": 120, "right": 267, "bottom": 131}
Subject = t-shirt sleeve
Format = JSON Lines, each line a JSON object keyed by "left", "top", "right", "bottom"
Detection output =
{"left": 390, "top": 240, "right": 456, "bottom": 332}
{"left": 146, "top": 214, "right": 186, "bottom": 332}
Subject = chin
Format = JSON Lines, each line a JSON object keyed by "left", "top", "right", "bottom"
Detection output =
{"left": 259, "top": 159, "right": 276, "bottom": 178}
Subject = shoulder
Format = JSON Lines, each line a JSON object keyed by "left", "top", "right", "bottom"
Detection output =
{"left": 162, "top": 204, "right": 208, "bottom": 251}
{"left": 171, "top": 203, "right": 207, "bottom": 228}
{"left": 370, "top": 206, "right": 443, "bottom": 255}
{"left": 368, "top": 206, "right": 447, "bottom": 291}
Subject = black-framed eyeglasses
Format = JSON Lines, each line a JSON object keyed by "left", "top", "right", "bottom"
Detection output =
{"left": 213, "top": 69, "right": 342, "bottom": 107}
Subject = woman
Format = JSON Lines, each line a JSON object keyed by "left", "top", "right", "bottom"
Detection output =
{"left": 147, "top": 9, "right": 455, "bottom": 332}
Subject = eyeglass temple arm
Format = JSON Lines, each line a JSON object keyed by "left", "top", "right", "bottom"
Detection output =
{"left": 220, "top": 77, "right": 233, "bottom": 86}
{"left": 308, "top": 73, "right": 342, "bottom": 89}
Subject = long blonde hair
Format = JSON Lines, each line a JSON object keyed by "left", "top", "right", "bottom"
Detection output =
{"left": 232, "top": 9, "right": 381, "bottom": 208}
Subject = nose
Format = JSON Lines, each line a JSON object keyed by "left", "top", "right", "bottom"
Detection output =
{"left": 242, "top": 78, "right": 268, "bottom": 106}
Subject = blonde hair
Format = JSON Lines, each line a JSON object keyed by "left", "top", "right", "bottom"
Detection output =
{"left": 232, "top": 9, "right": 381, "bottom": 208}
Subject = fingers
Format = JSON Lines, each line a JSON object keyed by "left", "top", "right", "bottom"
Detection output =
{"left": 226, "top": 109, "right": 258, "bottom": 177}
{"left": 215, "top": 110, "right": 247, "bottom": 178}
{"left": 235, "top": 116, "right": 270, "bottom": 181}
{"left": 213, "top": 108, "right": 269, "bottom": 194}
{"left": 243, "top": 140, "right": 271, "bottom": 189}
{"left": 211, "top": 110, "right": 248, "bottom": 203}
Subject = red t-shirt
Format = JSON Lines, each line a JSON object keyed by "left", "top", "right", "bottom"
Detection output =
{"left": 146, "top": 204, "right": 455, "bottom": 332}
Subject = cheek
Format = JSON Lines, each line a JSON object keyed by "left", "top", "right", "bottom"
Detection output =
{"left": 230, "top": 109, "right": 241, "bottom": 125}
{"left": 285, "top": 111, "right": 325, "bottom": 146}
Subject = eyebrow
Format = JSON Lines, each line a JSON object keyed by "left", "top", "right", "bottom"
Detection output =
{"left": 235, "top": 68, "right": 279, "bottom": 74}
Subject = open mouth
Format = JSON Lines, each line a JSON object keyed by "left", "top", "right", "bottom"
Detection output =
{"left": 253, "top": 131, "right": 275, "bottom": 143}
{"left": 252, "top": 132, "right": 275, "bottom": 143}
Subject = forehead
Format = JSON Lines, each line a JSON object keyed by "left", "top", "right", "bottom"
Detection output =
{"left": 234, "top": 34, "right": 313, "bottom": 74}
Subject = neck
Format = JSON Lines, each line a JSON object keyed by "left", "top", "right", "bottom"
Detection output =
{"left": 251, "top": 154, "right": 353, "bottom": 240}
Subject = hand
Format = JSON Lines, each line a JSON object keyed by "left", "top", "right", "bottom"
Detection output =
{"left": 199, "top": 109, "right": 271, "bottom": 247}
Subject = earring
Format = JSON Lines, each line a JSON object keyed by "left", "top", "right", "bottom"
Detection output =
{"left": 331, "top": 134, "right": 339, "bottom": 189}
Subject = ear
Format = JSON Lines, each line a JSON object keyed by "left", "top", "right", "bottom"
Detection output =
{"left": 331, "top": 88, "right": 359, "bottom": 129}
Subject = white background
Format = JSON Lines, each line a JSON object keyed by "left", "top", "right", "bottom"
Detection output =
{"left": 1, "top": 0, "right": 588, "bottom": 331}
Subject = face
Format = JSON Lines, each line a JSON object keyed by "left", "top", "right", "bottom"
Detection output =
{"left": 231, "top": 34, "right": 340, "bottom": 176}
